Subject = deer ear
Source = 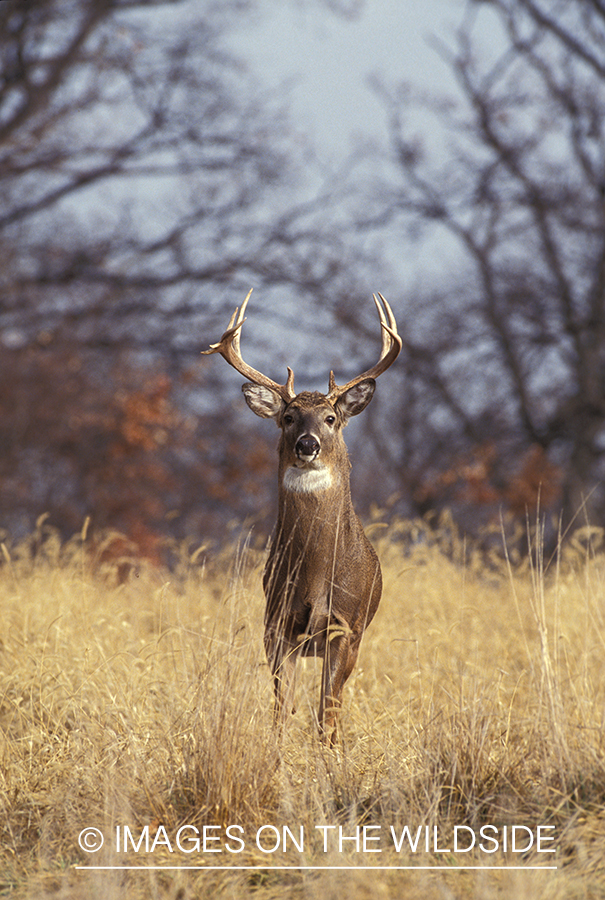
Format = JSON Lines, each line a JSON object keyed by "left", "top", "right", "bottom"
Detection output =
{"left": 335, "top": 378, "right": 376, "bottom": 419}
{"left": 242, "top": 383, "right": 285, "bottom": 419}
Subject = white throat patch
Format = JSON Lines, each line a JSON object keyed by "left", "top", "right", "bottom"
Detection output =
{"left": 283, "top": 466, "right": 333, "bottom": 494}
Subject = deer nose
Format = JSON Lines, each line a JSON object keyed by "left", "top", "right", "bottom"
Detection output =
{"left": 295, "top": 434, "right": 320, "bottom": 459}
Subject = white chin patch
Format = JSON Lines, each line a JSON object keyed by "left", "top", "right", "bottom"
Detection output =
{"left": 283, "top": 466, "right": 332, "bottom": 493}
{"left": 297, "top": 451, "right": 318, "bottom": 463}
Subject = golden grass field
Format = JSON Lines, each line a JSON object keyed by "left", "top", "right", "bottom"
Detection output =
{"left": 0, "top": 516, "right": 604, "bottom": 898}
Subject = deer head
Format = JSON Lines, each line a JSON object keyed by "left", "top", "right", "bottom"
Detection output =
{"left": 203, "top": 288, "right": 400, "bottom": 480}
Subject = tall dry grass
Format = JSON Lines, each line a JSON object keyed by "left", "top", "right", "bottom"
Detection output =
{"left": 0, "top": 517, "right": 604, "bottom": 898}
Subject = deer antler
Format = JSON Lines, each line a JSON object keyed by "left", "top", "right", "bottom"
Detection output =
{"left": 201, "top": 289, "right": 296, "bottom": 402}
{"left": 326, "top": 293, "right": 402, "bottom": 400}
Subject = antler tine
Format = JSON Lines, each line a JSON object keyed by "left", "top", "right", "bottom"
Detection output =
{"left": 374, "top": 292, "right": 390, "bottom": 360}
{"left": 201, "top": 289, "right": 296, "bottom": 402}
{"left": 374, "top": 291, "right": 399, "bottom": 358}
{"left": 229, "top": 287, "right": 251, "bottom": 358}
{"left": 326, "top": 293, "right": 402, "bottom": 400}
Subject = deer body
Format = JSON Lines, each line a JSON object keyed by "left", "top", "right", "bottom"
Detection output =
{"left": 258, "top": 390, "right": 382, "bottom": 740}
{"left": 203, "top": 293, "right": 400, "bottom": 744}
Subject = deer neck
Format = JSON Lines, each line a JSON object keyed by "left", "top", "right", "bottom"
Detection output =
{"left": 281, "top": 465, "right": 335, "bottom": 495}
{"left": 276, "top": 449, "right": 354, "bottom": 532}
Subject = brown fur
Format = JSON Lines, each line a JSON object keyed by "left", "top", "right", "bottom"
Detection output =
{"left": 245, "top": 387, "right": 381, "bottom": 745}
{"left": 202, "top": 292, "right": 400, "bottom": 744}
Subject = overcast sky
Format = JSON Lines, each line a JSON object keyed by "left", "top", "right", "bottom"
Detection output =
{"left": 227, "top": 0, "right": 490, "bottom": 295}
{"left": 229, "top": 0, "right": 469, "bottom": 166}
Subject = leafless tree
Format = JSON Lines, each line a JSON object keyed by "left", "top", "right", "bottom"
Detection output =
{"left": 1, "top": 0, "right": 356, "bottom": 354}
{"left": 358, "top": 0, "right": 605, "bottom": 539}
{"left": 0, "top": 0, "right": 367, "bottom": 544}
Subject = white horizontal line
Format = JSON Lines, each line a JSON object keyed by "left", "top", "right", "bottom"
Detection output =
{"left": 76, "top": 865, "right": 558, "bottom": 871}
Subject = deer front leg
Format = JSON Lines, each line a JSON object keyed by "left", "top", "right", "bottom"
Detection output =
{"left": 264, "top": 630, "right": 297, "bottom": 725}
{"left": 318, "top": 628, "right": 358, "bottom": 746}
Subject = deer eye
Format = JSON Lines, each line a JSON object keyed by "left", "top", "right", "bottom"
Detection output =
{"left": 284, "top": 414, "right": 294, "bottom": 425}
{"left": 325, "top": 415, "right": 336, "bottom": 426}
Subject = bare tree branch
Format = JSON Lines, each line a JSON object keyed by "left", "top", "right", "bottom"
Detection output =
{"left": 361, "top": 0, "right": 605, "bottom": 536}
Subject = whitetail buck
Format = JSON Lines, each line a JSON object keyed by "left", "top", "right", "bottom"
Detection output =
{"left": 202, "top": 290, "right": 401, "bottom": 744}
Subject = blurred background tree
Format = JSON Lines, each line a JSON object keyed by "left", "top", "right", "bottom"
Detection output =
{"left": 1, "top": 0, "right": 604, "bottom": 556}
{"left": 0, "top": 0, "right": 368, "bottom": 552}
{"left": 351, "top": 0, "right": 605, "bottom": 545}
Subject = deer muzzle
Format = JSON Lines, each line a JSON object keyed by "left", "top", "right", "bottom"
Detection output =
{"left": 295, "top": 433, "right": 320, "bottom": 462}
